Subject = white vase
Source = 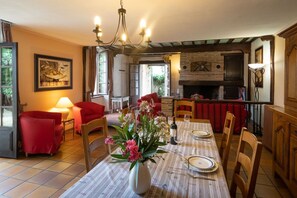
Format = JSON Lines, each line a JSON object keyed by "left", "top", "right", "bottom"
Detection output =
{"left": 129, "top": 162, "right": 151, "bottom": 194}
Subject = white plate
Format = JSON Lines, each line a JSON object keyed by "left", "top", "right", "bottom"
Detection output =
{"left": 184, "top": 155, "right": 219, "bottom": 173}
{"left": 191, "top": 130, "right": 212, "bottom": 138}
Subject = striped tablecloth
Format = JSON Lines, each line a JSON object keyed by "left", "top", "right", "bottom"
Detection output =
{"left": 61, "top": 121, "right": 230, "bottom": 198}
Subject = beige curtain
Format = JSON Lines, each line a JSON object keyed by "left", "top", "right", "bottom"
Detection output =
{"left": 107, "top": 50, "right": 114, "bottom": 107}
{"left": 0, "top": 20, "right": 13, "bottom": 42}
{"left": 88, "top": 46, "right": 97, "bottom": 96}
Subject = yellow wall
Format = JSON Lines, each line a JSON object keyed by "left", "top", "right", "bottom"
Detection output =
{"left": 12, "top": 27, "right": 83, "bottom": 113}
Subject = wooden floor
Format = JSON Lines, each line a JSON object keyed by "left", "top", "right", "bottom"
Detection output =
{"left": 0, "top": 128, "right": 293, "bottom": 198}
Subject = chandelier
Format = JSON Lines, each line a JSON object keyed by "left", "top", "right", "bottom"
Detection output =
{"left": 93, "top": 0, "right": 152, "bottom": 48}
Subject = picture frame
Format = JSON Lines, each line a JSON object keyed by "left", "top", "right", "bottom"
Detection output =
{"left": 255, "top": 46, "right": 264, "bottom": 88}
{"left": 34, "top": 54, "right": 73, "bottom": 91}
{"left": 255, "top": 46, "right": 263, "bottom": 63}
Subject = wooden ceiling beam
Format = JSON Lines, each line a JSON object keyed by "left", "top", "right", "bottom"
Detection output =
{"left": 240, "top": 38, "right": 249, "bottom": 43}
{"left": 117, "top": 42, "right": 251, "bottom": 55}
{"left": 227, "top": 39, "right": 234, "bottom": 44}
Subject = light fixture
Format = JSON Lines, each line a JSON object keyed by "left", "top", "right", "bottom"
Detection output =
{"left": 93, "top": 0, "right": 152, "bottom": 48}
{"left": 248, "top": 63, "right": 265, "bottom": 101}
{"left": 56, "top": 97, "right": 74, "bottom": 120}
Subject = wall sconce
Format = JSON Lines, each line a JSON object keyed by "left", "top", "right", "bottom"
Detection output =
{"left": 248, "top": 63, "right": 265, "bottom": 101}
{"left": 56, "top": 97, "right": 74, "bottom": 120}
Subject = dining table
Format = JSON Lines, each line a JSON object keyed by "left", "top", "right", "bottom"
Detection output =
{"left": 61, "top": 120, "right": 230, "bottom": 198}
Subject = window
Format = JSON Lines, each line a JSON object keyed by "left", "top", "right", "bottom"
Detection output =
{"left": 94, "top": 51, "right": 108, "bottom": 95}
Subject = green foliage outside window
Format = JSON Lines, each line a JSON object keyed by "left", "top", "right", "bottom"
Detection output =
{"left": 152, "top": 74, "right": 165, "bottom": 96}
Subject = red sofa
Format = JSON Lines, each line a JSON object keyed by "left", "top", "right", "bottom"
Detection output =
{"left": 137, "top": 92, "right": 161, "bottom": 113}
{"left": 73, "top": 102, "right": 105, "bottom": 134}
{"left": 20, "top": 111, "right": 63, "bottom": 156}
{"left": 176, "top": 99, "right": 248, "bottom": 134}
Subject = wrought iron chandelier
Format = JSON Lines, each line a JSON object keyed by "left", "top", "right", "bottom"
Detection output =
{"left": 93, "top": 0, "right": 152, "bottom": 47}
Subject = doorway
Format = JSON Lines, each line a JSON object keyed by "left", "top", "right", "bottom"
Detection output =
{"left": 139, "top": 64, "right": 170, "bottom": 97}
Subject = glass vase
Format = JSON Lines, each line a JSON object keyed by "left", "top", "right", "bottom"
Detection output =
{"left": 129, "top": 162, "right": 151, "bottom": 194}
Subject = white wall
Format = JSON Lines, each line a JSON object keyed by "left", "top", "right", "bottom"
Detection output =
{"left": 251, "top": 39, "right": 271, "bottom": 102}
{"left": 113, "top": 54, "right": 129, "bottom": 97}
{"left": 274, "top": 36, "right": 285, "bottom": 107}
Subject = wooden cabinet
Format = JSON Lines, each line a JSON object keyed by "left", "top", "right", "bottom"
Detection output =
{"left": 289, "top": 124, "right": 297, "bottom": 192}
{"left": 273, "top": 114, "right": 289, "bottom": 178}
{"left": 279, "top": 23, "right": 297, "bottom": 109}
{"left": 271, "top": 106, "right": 297, "bottom": 197}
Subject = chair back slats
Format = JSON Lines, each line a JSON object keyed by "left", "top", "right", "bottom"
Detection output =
{"left": 174, "top": 100, "right": 195, "bottom": 118}
{"left": 230, "top": 127, "right": 263, "bottom": 198}
{"left": 219, "top": 111, "right": 236, "bottom": 175}
{"left": 82, "top": 117, "right": 110, "bottom": 172}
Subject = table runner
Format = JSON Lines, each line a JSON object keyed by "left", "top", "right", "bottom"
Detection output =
{"left": 61, "top": 121, "right": 230, "bottom": 198}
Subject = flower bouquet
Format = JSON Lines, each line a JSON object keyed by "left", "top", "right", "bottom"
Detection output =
{"left": 105, "top": 101, "right": 169, "bottom": 170}
{"left": 105, "top": 101, "right": 169, "bottom": 194}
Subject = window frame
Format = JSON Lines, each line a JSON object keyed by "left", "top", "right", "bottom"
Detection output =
{"left": 93, "top": 50, "right": 108, "bottom": 96}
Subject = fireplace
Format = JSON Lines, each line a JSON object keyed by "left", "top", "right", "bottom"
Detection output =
{"left": 183, "top": 85, "right": 221, "bottom": 99}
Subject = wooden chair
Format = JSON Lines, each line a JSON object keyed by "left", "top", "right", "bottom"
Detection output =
{"left": 81, "top": 117, "right": 110, "bottom": 172}
{"left": 174, "top": 100, "right": 195, "bottom": 119}
{"left": 230, "top": 127, "right": 263, "bottom": 198}
{"left": 219, "top": 111, "right": 236, "bottom": 175}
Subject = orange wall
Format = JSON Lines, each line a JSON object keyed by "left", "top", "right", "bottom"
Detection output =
{"left": 12, "top": 27, "right": 83, "bottom": 113}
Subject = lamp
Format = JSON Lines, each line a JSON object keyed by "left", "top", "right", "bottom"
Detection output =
{"left": 93, "top": 0, "right": 152, "bottom": 48}
{"left": 248, "top": 63, "right": 265, "bottom": 101}
{"left": 56, "top": 97, "right": 73, "bottom": 120}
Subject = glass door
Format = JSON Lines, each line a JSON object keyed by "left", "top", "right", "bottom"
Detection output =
{"left": 129, "top": 64, "right": 140, "bottom": 105}
{"left": 0, "top": 43, "right": 18, "bottom": 158}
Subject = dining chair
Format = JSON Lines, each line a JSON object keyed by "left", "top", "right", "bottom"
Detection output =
{"left": 81, "top": 116, "right": 110, "bottom": 172}
{"left": 219, "top": 111, "right": 236, "bottom": 175}
{"left": 230, "top": 127, "right": 263, "bottom": 198}
{"left": 174, "top": 100, "right": 195, "bottom": 119}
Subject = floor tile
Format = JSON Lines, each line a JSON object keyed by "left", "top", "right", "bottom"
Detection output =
{"left": 33, "top": 160, "right": 57, "bottom": 170}
{"left": 0, "top": 165, "right": 28, "bottom": 177}
{"left": 0, "top": 178, "right": 23, "bottom": 194}
{"left": 12, "top": 168, "right": 42, "bottom": 181}
{"left": 25, "top": 186, "right": 58, "bottom": 198}
{"left": 62, "top": 177, "right": 81, "bottom": 190}
{"left": 4, "top": 182, "right": 39, "bottom": 198}
{"left": 0, "top": 162, "right": 15, "bottom": 172}
{"left": 28, "top": 170, "right": 59, "bottom": 185}
{"left": 255, "top": 184, "right": 282, "bottom": 198}
{"left": 44, "top": 173, "right": 74, "bottom": 189}
{"left": 62, "top": 164, "right": 85, "bottom": 176}
{"left": 47, "top": 162, "right": 72, "bottom": 172}
{"left": 50, "top": 189, "right": 66, "bottom": 198}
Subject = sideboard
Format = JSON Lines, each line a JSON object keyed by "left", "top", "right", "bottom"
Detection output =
{"left": 270, "top": 106, "right": 297, "bottom": 197}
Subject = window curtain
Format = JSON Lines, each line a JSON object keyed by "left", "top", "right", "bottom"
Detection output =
{"left": 107, "top": 50, "right": 114, "bottom": 108}
{"left": 0, "top": 20, "right": 13, "bottom": 42}
{"left": 88, "top": 46, "right": 97, "bottom": 96}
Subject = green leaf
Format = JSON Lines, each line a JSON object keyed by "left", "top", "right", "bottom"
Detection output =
{"left": 129, "top": 161, "right": 137, "bottom": 171}
{"left": 111, "top": 154, "right": 127, "bottom": 160}
{"left": 156, "top": 149, "right": 167, "bottom": 154}
{"left": 149, "top": 158, "right": 157, "bottom": 164}
{"left": 142, "top": 150, "right": 157, "bottom": 158}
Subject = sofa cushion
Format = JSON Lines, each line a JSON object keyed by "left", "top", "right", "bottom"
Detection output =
{"left": 151, "top": 93, "right": 160, "bottom": 103}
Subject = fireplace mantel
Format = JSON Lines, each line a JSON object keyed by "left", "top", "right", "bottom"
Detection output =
{"left": 179, "top": 80, "right": 244, "bottom": 86}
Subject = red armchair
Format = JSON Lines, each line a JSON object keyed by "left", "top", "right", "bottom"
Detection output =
{"left": 73, "top": 102, "right": 105, "bottom": 134}
{"left": 137, "top": 92, "right": 161, "bottom": 114}
{"left": 20, "top": 111, "right": 63, "bottom": 156}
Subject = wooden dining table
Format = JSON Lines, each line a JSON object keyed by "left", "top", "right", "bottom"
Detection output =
{"left": 61, "top": 121, "right": 230, "bottom": 198}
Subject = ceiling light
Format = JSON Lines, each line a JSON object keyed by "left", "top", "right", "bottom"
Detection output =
{"left": 93, "top": 0, "right": 152, "bottom": 48}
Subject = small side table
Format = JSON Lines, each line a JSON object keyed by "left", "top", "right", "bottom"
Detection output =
{"left": 62, "top": 118, "right": 75, "bottom": 141}
{"left": 111, "top": 96, "right": 130, "bottom": 112}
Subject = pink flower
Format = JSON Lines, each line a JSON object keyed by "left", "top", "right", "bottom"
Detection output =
{"left": 126, "top": 140, "right": 137, "bottom": 150}
{"left": 104, "top": 137, "right": 114, "bottom": 145}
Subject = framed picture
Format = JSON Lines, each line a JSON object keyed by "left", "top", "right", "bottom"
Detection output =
{"left": 34, "top": 54, "right": 73, "bottom": 91}
{"left": 255, "top": 46, "right": 263, "bottom": 63}
{"left": 255, "top": 46, "right": 264, "bottom": 87}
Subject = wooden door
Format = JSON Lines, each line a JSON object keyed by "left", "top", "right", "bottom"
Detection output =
{"left": 129, "top": 64, "right": 140, "bottom": 105}
{"left": 0, "top": 43, "right": 18, "bottom": 158}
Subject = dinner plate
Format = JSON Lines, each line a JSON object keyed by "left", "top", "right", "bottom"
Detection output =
{"left": 191, "top": 130, "right": 212, "bottom": 138}
{"left": 184, "top": 155, "right": 219, "bottom": 173}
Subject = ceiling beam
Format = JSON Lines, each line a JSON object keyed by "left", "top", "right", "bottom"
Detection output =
{"left": 116, "top": 42, "right": 251, "bottom": 55}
